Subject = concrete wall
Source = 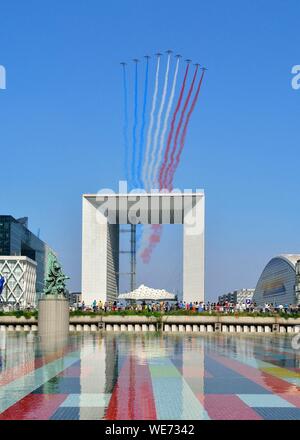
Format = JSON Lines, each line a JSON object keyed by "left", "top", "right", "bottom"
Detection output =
{"left": 82, "top": 197, "right": 111, "bottom": 305}
{"left": 1, "top": 314, "right": 300, "bottom": 334}
{"left": 106, "top": 224, "right": 119, "bottom": 301}
{"left": 183, "top": 194, "right": 204, "bottom": 302}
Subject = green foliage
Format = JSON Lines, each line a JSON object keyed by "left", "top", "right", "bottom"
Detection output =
{"left": 0, "top": 310, "right": 38, "bottom": 319}
{"left": 0, "top": 310, "right": 299, "bottom": 320}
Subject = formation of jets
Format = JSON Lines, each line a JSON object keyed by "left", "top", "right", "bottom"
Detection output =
{"left": 120, "top": 50, "right": 207, "bottom": 70}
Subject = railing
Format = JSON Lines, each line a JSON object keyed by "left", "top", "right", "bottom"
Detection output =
{"left": 0, "top": 314, "right": 300, "bottom": 334}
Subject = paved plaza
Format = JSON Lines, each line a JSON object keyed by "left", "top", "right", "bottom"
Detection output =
{"left": 0, "top": 333, "right": 300, "bottom": 420}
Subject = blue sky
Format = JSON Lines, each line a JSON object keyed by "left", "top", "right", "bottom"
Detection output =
{"left": 0, "top": 0, "right": 299, "bottom": 300}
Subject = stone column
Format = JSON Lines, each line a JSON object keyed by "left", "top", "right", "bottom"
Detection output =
{"left": 38, "top": 295, "right": 69, "bottom": 339}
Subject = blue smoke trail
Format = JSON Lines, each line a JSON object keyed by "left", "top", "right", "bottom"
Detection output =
{"left": 136, "top": 59, "right": 149, "bottom": 250}
{"left": 131, "top": 62, "right": 138, "bottom": 188}
{"left": 136, "top": 58, "right": 149, "bottom": 189}
{"left": 122, "top": 64, "right": 130, "bottom": 184}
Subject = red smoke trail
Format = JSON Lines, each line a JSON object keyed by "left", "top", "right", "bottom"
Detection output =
{"left": 141, "top": 69, "right": 206, "bottom": 264}
{"left": 168, "top": 69, "right": 206, "bottom": 186}
{"left": 158, "top": 64, "right": 190, "bottom": 190}
{"left": 141, "top": 226, "right": 161, "bottom": 263}
{"left": 141, "top": 65, "right": 192, "bottom": 264}
{"left": 142, "top": 66, "right": 191, "bottom": 264}
{"left": 163, "top": 64, "right": 199, "bottom": 190}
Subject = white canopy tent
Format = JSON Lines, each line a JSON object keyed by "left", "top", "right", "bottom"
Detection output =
{"left": 118, "top": 284, "right": 175, "bottom": 301}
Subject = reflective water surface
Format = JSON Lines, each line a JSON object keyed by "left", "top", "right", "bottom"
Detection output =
{"left": 0, "top": 332, "right": 300, "bottom": 420}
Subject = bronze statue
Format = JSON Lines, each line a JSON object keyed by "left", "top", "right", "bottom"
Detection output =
{"left": 44, "top": 253, "right": 69, "bottom": 296}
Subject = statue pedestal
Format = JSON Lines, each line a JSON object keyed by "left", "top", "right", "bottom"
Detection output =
{"left": 38, "top": 295, "right": 69, "bottom": 339}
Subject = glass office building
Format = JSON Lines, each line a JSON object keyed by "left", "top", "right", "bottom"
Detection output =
{"left": 0, "top": 215, "right": 55, "bottom": 298}
{"left": 253, "top": 254, "right": 300, "bottom": 306}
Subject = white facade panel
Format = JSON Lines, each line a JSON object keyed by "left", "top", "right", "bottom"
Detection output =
{"left": 183, "top": 195, "right": 205, "bottom": 302}
{"left": 0, "top": 256, "right": 37, "bottom": 307}
{"left": 82, "top": 197, "right": 108, "bottom": 306}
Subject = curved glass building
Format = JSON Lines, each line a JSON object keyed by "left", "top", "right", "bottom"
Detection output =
{"left": 253, "top": 254, "right": 300, "bottom": 306}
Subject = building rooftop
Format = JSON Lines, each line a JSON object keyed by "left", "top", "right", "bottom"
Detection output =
{"left": 277, "top": 254, "right": 300, "bottom": 268}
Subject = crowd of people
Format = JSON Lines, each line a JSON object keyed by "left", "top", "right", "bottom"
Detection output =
{"left": 73, "top": 299, "right": 300, "bottom": 315}
{"left": 1, "top": 299, "right": 299, "bottom": 315}
{"left": 0, "top": 302, "right": 34, "bottom": 312}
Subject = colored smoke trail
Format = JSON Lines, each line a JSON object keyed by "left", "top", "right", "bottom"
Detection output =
{"left": 158, "top": 63, "right": 190, "bottom": 190}
{"left": 131, "top": 61, "right": 139, "bottom": 188}
{"left": 142, "top": 56, "right": 161, "bottom": 189}
{"left": 168, "top": 69, "right": 206, "bottom": 186}
{"left": 141, "top": 67, "right": 206, "bottom": 264}
{"left": 138, "top": 223, "right": 152, "bottom": 256}
{"left": 140, "top": 224, "right": 162, "bottom": 263}
{"left": 141, "top": 61, "right": 191, "bottom": 263}
{"left": 146, "top": 53, "right": 171, "bottom": 190}
{"left": 136, "top": 57, "right": 149, "bottom": 188}
{"left": 122, "top": 64, "right": 130, "bottom": 183}
{"left": 163, "top": 64, "right": 199, "bottom": 190}
{"left": 135, "top": 58, "right": 149, "bottom": 249}
{"left": 153, "top": 56, "right": 180, "bottom": 187}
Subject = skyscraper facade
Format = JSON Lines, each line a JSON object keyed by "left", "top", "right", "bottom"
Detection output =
{"left": 0, "top": 215, "right": 55, "bottom": 299}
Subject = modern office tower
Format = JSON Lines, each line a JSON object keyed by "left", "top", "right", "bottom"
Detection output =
{"left": 0, "top": 215, "right": 55, "bottom": 303}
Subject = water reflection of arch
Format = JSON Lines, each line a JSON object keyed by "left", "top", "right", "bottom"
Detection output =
{"left": 0, "top": 331, "right": 36, "bottom": 377}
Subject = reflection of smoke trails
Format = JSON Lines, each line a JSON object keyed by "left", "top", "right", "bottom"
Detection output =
{"left": 147, "top": 53, "right": 171, "bottom": 190}
{"left": 136, "top": 57, "right": 149, "bottom": 188}
{"left": 122, "top": 64, "right": 130, "bottom": 183}
{"left": 168, "top": 69, "right": 206, "bottom": 186}
{"left": 142, "top": 56, "right": 161, "bottom": 189}
{"left": 159, "top": 63, "right": 189, "bottom": 190}
{"left": 131, "top": 62, "right": 139, "bottom": 188}
{"left": 153, "top": 57, "right": 180, "bottom": 187}
{"left": 164, "top": 65, "right": 199, "bottom": 189}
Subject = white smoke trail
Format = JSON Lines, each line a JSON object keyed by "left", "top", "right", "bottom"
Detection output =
{"left": 142, "top": 56, "right": 161, "bottom": 189}
{"left": 146, "top": 53, "right": 171, "bottom": 191}
{"left": 152, "top": 56, "right": 180, "bottom": 187}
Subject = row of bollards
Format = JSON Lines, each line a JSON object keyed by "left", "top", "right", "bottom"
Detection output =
{"left": 1, "top": 323, "right": 300, "bottom": 333}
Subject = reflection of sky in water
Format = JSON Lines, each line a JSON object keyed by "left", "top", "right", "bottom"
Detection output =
{"left": 0, "top": 332, "right": 300, "bottom": 420}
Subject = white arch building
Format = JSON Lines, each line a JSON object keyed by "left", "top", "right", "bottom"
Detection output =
{"left": 81, "top": 191, "right": 205, "bottom": 305}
